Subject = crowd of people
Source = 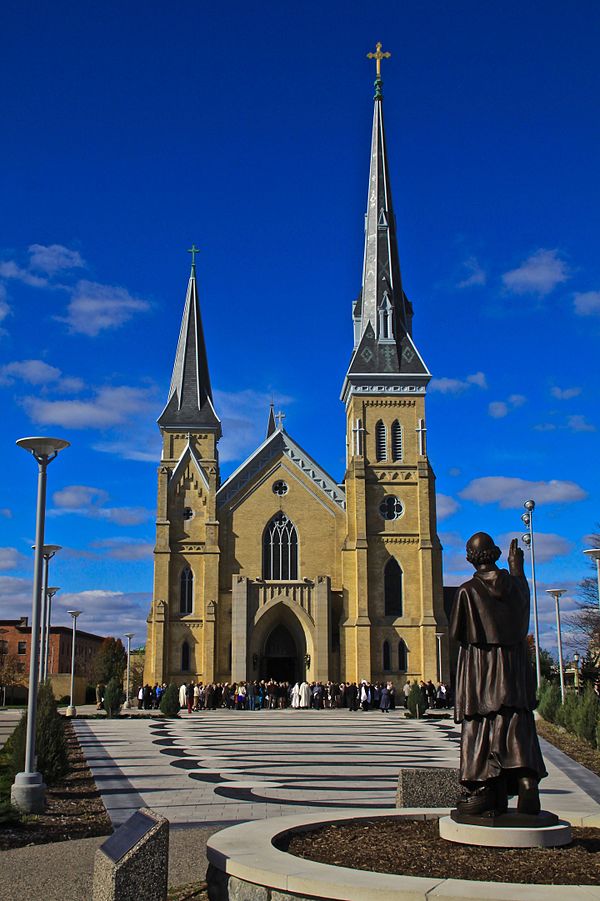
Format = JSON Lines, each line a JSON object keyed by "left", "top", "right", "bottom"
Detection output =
{"left": 136, "top": 678, "right": 452, "bottom": 713}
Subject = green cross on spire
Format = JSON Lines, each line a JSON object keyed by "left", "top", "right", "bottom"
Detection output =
{"left": 187, "top": 244, "right": 200, "bottom": 267}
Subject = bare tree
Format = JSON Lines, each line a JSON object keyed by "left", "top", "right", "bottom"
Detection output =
{"left": 564, "top": 529, "right": 600, "bottom": 667}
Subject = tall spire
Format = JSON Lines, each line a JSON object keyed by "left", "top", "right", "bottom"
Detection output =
{"left": 158, "top": 252, "right": 221, "bottom": 432}
{"left": 343, "top": 44, "right": 429, "bottom": 397}
{"left": 266, "top": 401, "right": 276, "bottom": 438}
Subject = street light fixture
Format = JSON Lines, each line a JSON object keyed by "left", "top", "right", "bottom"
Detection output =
{"left": 44, "top": 587, "right": 60, "bottom": 680}
{"left": 583, "top": 548, "right": 600, "bottom": 615}
{"left": 11, "top": 436, "right": 69, "bottom": 815}
{"left": 124, "top": 633, "right": 134, "bottom": 709}
{"left": 545, "top": 589, "right": 567, "bottom": 703}
{"left": 66, "top": 611, "right": 82, "bottom": 717}
{"left": 435, "top": 632, "right": 444, "bottom": 682}
{"left": 520, "top": 499, "right": 541, "bottom": 689}
{"left": 33, "top": 545, "right": 61, "bottom": 682}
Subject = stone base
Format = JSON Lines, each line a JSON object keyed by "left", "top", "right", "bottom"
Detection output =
{"left": 439, "top": 813, "right": 572, "bottom": 847}
{"left": 11, "top": 771, "right": 46, "bottom": 813}
{"left": 396, "top": 767, "right": 460, "bottom": 808}
{"left": 65, "top": 705, "right": 77, "bottom": 717}
{"left": 451, "top": 808, "right": 558, "bottom": 828}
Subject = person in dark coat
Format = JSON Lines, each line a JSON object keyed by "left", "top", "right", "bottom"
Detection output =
{"left": 380, "top": 682, "right": 392, "bottom": 713}
{"left": 450, "top": 533, "right": 547, "bottom": 817}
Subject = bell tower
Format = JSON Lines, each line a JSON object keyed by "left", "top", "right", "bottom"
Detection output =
{"left": 145, "top": 248, "right": 221, "bottom": 685}
{"left": 341, "top": 47, "right": 447, "bottom": 684}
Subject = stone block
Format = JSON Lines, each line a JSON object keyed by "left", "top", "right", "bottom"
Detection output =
{"left": 229, "top": 877, "right": 270, "bottom": 900}
{"left": 93, "top": 807, "right": 169, "bottom": 901}
{"left": 396, "top": 767, "right": 460, "bottom": 808}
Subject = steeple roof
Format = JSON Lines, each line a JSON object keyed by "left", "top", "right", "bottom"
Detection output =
{"left": 158, "top": 259, "right": 221, "bottom": 432}
{"left": 266, "top": 402, "right": 277, "bottom": 438}
{"left": 344, "top": 62, "right": 430, "bottom": 395}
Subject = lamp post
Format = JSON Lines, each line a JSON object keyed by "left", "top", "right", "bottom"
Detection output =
{"left": 124, "top": 633, "right": 134, "bottom": 709}
{"left": 66, "top": 610, "right": 82, "bottom": 717}
{"left": 573, "top": 652, "right": 580, "bottom": 692}
{"left": 43, "top": 587, "right": 60, "bottom": 680}
{"left": 34, "top": 545, "right": 61, "bottom": 682}
{"left": 583, "top": 548, "right": 600, "bottom": 614}
{"left": 435, "top": 632, "right": 443, "bottom": 682}
{"left": 521, "top": 499, "right": 541, "bottom": 689}
{"left": 11, "top": 436, "right": 69, "bottom": 814}
{"left": 546, "top": 589, "right": 566, "bottom": 703}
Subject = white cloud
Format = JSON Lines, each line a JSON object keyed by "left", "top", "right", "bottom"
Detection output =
{"left": 60, "top": 280, "right": 150, "bottom": 336}
{"left": 459, "top": 476, "right": 587, "bottom": 509}
{"left": 23, "top": 384, "right": 156, "bottom": 429}
{"left": 0, "top": 284, "right": 9, "bottom": 325}
{"left": 573, "top": 291, "right": 600, "bottom": 316}
{"left": 0, "top": 508, "right": 12, "bottom": 518}
{"left": 0, "top": 260, "right": 48, "bottom": 287}
{"left": 508, "top": 394, "right": 526, "bottom": 407}
{"left": 502, "top": 249, "right": 569, "bottom": 297}
{"left": 0, "top": 576, "right": 32, "bottom": 616}
{"left": 567, "top": 414, "right": 596, "bottom": 433}
{"left": 90, "top": 538, "right": 154, "bottom": 560}
{"left": 457, "top": 256, "right": 487, "bottom": 289}
{"left": 0, "top": 359, "right": 62, "bottom": 385}
{"left": 52, "top": 589, "right": 151, "bottom": 640}
{"left": 28, "top": 243, "right": 85, "bottom": 275}
{"left": 551, "top": 386, "right": 581, "bottom": 400}
{"left": 429, "top": 372, "right": 487, "bottom": 395}
{"left": 214, "top": 388, "right": 294, "bottom": 464}
{"left": 0, "top": 547, "right": 28, "bottom": 571}
{"left": 437, "top": 494, "right": 460, "bottom": 520}
{"left": 496, "top": 531, "right": 574, "bottom": 564}
{"left": 488, "top": 394, "right": 526, "bottom": 418}
{"left": 50, "top": 484, "right": 151, "bottom": 526}
{"left": 534, "top": 423, "right": 557, "bottom": 432}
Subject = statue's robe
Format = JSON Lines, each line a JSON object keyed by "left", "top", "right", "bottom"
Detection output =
{"left": 450, "top": 568, "right": 547, "bottom": 792}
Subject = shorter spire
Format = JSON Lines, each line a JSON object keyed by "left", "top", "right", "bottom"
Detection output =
{"left": 266, "top": 402, "right": 276, "bottom": 438}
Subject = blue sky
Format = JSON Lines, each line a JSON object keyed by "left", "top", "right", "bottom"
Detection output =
{"left": 0, "top": 2, "right": 598, "bottom": 653}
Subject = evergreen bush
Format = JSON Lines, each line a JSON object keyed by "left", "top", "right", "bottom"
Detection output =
{"left": 555, "top": 691, "right": 579, "bottom": 733}
{"left": 537, "top": 681, "right": 561, "bottom": 724}
{"left": 596, "top": 716, "right": 600, "bottom": 752}
{"left": 406, "top": 682, "right": 426, "bottom": 719}
{"left": 160, "top": 684, "right": 180, "bottom": 718}
{"left": 575, "top": 686, "right": 599, "bottom": 747}
{"left": 6, "top": 682, "right": 68, "bottom": 784}
{"left": 104, "top": 677, "right": 123, "bottom": 718}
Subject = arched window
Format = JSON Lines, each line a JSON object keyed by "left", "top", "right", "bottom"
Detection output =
{"left": 378, "top": 292, "right": 394, "bottom": 340}
{"left": 398, "top": 639, "right": 408, "bottom": 671}
{"left": 375, "top": 420, "right": 387, "bottom": 461}
{"left": 384, "top": 558, "right": 403, "bottom": 616}
{"left": 391, "top": 420, "right": 403, "bottom": 461}
{"left": 181, "top": 641, "right": 190, "bottom": 672}
{"left": 383, "top": 640, "right": 391, "bottom": 671}
{"left": 263, "top": 512, "right": 298, "bottom": 580}
{"left": 180, "top": 567, "right": 193, "bottom": 614}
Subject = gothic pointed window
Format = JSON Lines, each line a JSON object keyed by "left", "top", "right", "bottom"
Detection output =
{"left": 180, "top": 567, "right": 193, "bottom": 614}
{"left": 263, "top": 512, "right": 298, "bottom": 580}
{"left": 392, "top": 420, "right": 403, "bottom": 461}
{"left": 383, "top": 640, "right": 391, "bottom": 671}
{"left": 378, "top": 292, "right": 394, "bottom": 341}
{"left": 384, "top": 558, "right": 403, "bottom": 616}
{"left": 181, "top": 641, "right": 190, "bottom": 672}
{"left": 398, "top": 639, "right": 408, "bottom": 671}
{"left": 375, "top": 420, "right": 387, "bottom": 461}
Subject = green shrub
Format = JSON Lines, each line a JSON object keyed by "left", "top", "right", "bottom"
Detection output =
{"left": 406, "top": 682, "right": 426, "bottom": 719}
{"left": 6, "top": 682, "right": 68, "bottom": 784}
{"left": 596, "top": 716, "right": 600, "bottom": 752}
{"left": 104, "top": 677, "right": 123, "bottom": 718}
{"left": 575, "top": 687, "right": 599, "bottom": 747}
{"left": 159, "top": 684, "right": 180, "bottom": 718}
{"left": 537, "top": 681, "right": 561, "bottom": 724}
{"left": 555, "top": 691, "right": 580, "bottom": 733}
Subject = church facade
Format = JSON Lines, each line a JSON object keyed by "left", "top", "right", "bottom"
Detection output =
{"left": 144, "top": 67, "right": 448, "bottom": 688}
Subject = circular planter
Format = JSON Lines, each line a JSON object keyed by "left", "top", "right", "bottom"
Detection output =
{"left": 206, "top": 807, "right": 600, "bottom": 901}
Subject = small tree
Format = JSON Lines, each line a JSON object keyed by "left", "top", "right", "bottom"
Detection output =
{"left": 93, "top": 637, "right": 127, "bottom": 686}
{"left": 537, "top": 681, "right": 561, "bottom": 724}
{"left": 104, "top": 677, "right": 123, "bottom": 718}
{"left": 159, "top": 684, "right": 180, "bottom": 718}
{"left": 556, "top": 691, "right": 579, "bottom": 733}
{"left": 575, "top": 686, "right": 599, "bottom": 747}
{"left": 407, "top": 682, "right": 426, "bottom": 719}
{"left": 6, "top": 681, "right": 68, "bottom": 784}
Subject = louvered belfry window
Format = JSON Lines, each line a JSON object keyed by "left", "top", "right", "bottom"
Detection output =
{"left": 398, "top": 640, "right": 408, "bottom": 671}
{"left": 263, "top": 512, "right": 298, "bottom": 580}
{"left": 180, "top": 567, "right": 193, "bottom": 614}
{"left": 384, "top": 558, "right": 403, "bottom": 616}
{"left": 383, "top": 640, "right": 391, "bottom": 671}
{"left": 375, "top": 420, "right": 387, "bottom": 461}
{"left": 391, "top": 420, "right": 403, "bottom": 461}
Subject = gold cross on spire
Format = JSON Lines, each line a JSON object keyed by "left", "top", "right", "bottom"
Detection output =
{"left": 187, "top": 244, "right": 200, "bottom": 266}
{"left": 367, "top": 41, "right": 391, "bottom": 78}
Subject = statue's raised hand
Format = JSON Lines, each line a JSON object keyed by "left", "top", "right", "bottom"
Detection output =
{"left": 508, "top": 537, "right": 525, "bottom": 577}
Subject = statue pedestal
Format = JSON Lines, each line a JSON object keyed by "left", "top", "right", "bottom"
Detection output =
{"left": 439, "top": 810, "right": 571, "bottom": 848}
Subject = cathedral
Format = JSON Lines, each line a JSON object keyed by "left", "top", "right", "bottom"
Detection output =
{"left": 144, "top": 52, "right": 448, "bottom": 688}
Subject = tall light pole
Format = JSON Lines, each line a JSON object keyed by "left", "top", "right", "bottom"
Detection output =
{"left": 43, "top": 587, "right": 60, "bottom": 681}
{"left": 546, "top": 589, "right": 567, "bottom": 703}
{"left": 11, "top": 436, "right": 69, "bottom": 814}
{"left": 124, "top": 633, "right": 134, "bottom": 709}
{"left": 435, "top": 632, "right": 443, "bottom": 682}
{"left": 66, "top": 610, "right": 82, "bottom": 717}
{"left": 35, "top": 545, "right": 61, "bottom": 682}
{"left": 573, "top": 652, "right": 580, "bottom": 691}
{"left": 583, "top": 548, "right": 600, "bottom": 614}
{"left": 521, "top": 499, "right": 541, "bottom": 689}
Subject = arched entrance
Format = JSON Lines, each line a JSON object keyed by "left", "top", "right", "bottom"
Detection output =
{"left": 261, "top": 622, "right": 302, "bottom": 682}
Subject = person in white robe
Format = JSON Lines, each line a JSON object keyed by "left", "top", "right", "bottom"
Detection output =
{"left": 299, "top": 680, "right": 311, "bottom": 708}
{"left": 179, "top": 683, "right": 187, "bottom": 709}
{"left": 291, "top": 682, "right": 301, "bottom": 708}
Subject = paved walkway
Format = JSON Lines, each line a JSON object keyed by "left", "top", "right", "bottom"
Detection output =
{"left": 0, "top": 709, "right": 22, "bottom": 751}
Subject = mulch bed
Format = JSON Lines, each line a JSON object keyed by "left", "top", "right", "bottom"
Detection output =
{"left": 168, "top": 883, "right": 208, "bottom": 901}
{"left": 279, "top": 818, "right": 600, "bottom": 885}
{"left": 537, "top": 717, "right": 600, "bottom": 777}
{"left": 0, "top": 721, "right": 112, "bottom": 850}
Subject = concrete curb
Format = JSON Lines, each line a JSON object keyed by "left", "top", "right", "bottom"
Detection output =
{"left": 206, "top": 807, "right": 600, "bottom": 901}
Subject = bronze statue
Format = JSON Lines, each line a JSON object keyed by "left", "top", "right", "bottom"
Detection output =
{"left": 450, "top": 532, "right": 547, "bottom": 819}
